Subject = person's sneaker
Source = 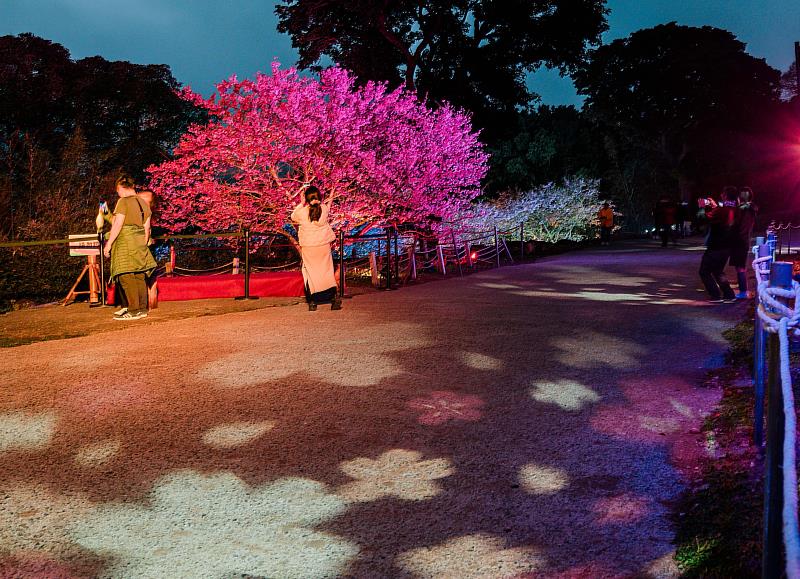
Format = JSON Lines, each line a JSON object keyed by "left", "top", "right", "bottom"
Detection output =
{"left": 707, "top": 298, "right": 725, "bottom": 304}
{"left": 113, "top": 307, "right": 128, "bottom": 316}
{"left": 723, "top": 297, "right": 738, "bottom": 304}
{"left": 734, "top": 292, "right": 748, "bottom": 299}
{"left": 114, "top": 311, "right": 144, "bottom": 321}
{"left": 308, "top": 302, "right": 317, "bottom": 311}
{"left": 137, "top": 312, "right": 148, "bottom": 319}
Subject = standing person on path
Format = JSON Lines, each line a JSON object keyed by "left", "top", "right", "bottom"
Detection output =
{"left": 698, "top": 187, "right": 738, "bottom": 303}
{"left": 103, "top": 174, "right": 157, "bottom": 320}
{"left": 730, "top": 187, "right": 758, "bottom": 299}
{"left": 654, "top": 196, "right": 678, "bottom": 247}
{"left": 597, "top": 202, "right": 614, "bottom": 246}
{"left": 291, "top": 185, "right": 342, "bottom": 311}
{"left": 101, "top": 187, "right": 157, "bottom": 316}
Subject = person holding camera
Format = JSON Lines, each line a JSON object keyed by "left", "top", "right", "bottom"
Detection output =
{"left": 103, "top": 174, "right": 157, "bottom": 320}
{"left": 291, "top": 185, "right": 342, "bottom": 311}
{"left": 730, "top": 187, "right": 757, "bottom": 298}
{"left": 698, "top": 187, "right": 738, "bottom": 303}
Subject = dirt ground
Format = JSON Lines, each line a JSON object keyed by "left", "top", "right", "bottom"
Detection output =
{"left": 0, "top": 241, "right": 745, "bottom": 578}
{"left": 0, "top": 297, "right": 302, "bottom": 348}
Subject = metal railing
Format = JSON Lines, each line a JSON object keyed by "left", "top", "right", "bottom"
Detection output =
{"left": 752, "top": 228, "right": 800, "bottom": 578}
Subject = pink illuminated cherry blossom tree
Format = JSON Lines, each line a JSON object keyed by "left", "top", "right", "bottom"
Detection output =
{"left": 146, "top": 63, "right": 488, "bottom": 237}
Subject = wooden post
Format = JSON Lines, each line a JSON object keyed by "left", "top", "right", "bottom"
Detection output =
{"left": 369, "top": 251, "right": 379, "bottom": 287}
{"left": 464, "top": 242, "right": 473, "bottom": 268}
{"left": 436, "top": 245, "right": 446, "bottom": 275}
{"left": 407, "top": 245, "right": 417, "bottom": 281}
{"left": 451, "top": 230, "right": 463, "bottom": 277}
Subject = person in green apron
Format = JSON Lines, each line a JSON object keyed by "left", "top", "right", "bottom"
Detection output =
{"left": 102, "top": 174, "right": 157, "bottom": 320}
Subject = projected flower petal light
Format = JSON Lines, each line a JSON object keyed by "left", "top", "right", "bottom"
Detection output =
{"left": 407, "top": 391, "right": 485, "bottom": 426}
{"left": 74, "top": 439, "right": 122, "bottom": 467}
{"left": 338, "top": 449, "right": 453, "bottom": 502}
{"left": 529, "top": 380, "right": 600, "bottom": 411}
{"left": 0, "top": 484, "right": 90, "bottom": 559}
{"left": 553, "top": 333, "right": 645, "bottom": 369}
{"left": 0, "top": 411, "right": 56, "bottom": 453}
{"left": 70, "top": 471, "right": 357, "bottom": 578}
{"left": 461, "top": 351, "right": 503, "bottom": 370}
{"left": 197, "top": 322, "right": 429, "bottom": 389}
{"left": 593, "top": 493, "right": 651, "bottom": 525}
{"left": 518, "top": 464, "right": 569, "bottom": 495}
{"left": 397, "top": 533, "right": 545, "bottom": 578}
{"left": 202, "top": 421, "right": 275, "bottom": 449}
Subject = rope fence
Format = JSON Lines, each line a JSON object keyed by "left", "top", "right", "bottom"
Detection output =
{"left": 752, "top": 228, "right": 800, "bottom": 578}
{"left": 2, "top": 221, "right": 532, "bottom": 303}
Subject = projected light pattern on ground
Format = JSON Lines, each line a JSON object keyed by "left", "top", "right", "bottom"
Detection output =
{"left": 69, "top": 471, "right": 357, "bottom": 579}
{"left": 0, "top": 411, "right": 56, "bottom": 453}
{"left": 407, "top": 391, "right": 485, "bottom": 425}
{"left": 0, "top": 242, "right": 736, "bottom": 576}
{"left": 337, "top": 449, "right": 453, "bottom": 502}
{"left": 529, "top": 380, "right": 601, "bottom": 411}
{"left": 397, "top": 534, "right": 545, "bottom": 578}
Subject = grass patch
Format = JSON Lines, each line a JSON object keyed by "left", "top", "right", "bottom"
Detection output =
{"left": 673, "top": 317, "right": 762, "bottom": 578}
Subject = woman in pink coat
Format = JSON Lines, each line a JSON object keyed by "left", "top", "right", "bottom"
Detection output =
{"left": 291, "top": 186, "right": 342, "bottom": 311}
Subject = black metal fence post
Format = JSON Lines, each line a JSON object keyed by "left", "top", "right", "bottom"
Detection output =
{"left": 385, "top": 230, "right": 393, "bottom": 289}
{"left": 394, "top": 228, "right": 400, "bottom": 283}
{"left": 754, "top": 241, "right": 771, "bottom": 447}
{"left": 236, "top": 228, "right": 258, "bottom": 300}
{"left": 338, "top": 229, "right": 350, "bottom": 298}
{"left": 762, "top": 260, "right": 792, "bottom": 578}
{"left": 97, "top": 230, "right": 106, "bottom": 306}
{"left": 494, "top": 225, "right": 500, "bottom": 268}
{"left": 519, "top": 222, "right": 524, "bottom": 262}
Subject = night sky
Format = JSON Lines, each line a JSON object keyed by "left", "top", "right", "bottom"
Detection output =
{"left": 3, "top": 0, "right": 800, "bottom": 106}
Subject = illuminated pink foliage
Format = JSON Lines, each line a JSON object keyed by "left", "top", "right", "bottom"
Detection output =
{"left": 407, "top": 390, "right": 485, "bottom": 426}
{"left": 147, "top": 63, "right": 488, "bottom": 235}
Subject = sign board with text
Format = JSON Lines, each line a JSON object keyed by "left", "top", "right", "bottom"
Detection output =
{"left": 68, "top": 234, "right": 99, "bottom": 257}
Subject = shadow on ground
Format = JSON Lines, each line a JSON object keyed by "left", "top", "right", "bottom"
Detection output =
{"left": 0, "top": 241, "right": 743, "bottom": 577}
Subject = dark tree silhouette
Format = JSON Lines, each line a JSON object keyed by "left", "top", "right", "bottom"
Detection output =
{"left": 574, "top": 23, "right": 781, "bottom": 211}
{"left": 276, "top": 0, "right": 608, "bottom": 139}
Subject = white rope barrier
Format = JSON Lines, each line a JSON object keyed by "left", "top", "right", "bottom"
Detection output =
{"left": 755, "top": 253, "right": 800, "bottom": 579}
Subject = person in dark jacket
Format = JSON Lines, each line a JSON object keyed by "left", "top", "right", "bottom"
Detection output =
{"left": 699, "top": 187, "right": 738, "bottom": 303}
{"left": 654, "top": 196, "right": 678, "bottom": 247}
{"left": 730, "top": 187, "right": 757, "bottom": 298}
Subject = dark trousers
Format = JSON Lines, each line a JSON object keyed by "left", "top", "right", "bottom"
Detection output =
{"left": 118, "top": 272, "right": 148, "bottom": 314}
{"left": 659, "top": 225, "right": 676, "bottom": 247}
{"left": 600, "top": 226, "right": 612, "bottom": 244}
{"left": 699, "top": 249, "right": 735, "bottom": 300}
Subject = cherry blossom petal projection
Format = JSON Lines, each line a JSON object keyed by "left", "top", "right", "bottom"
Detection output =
{"left": 0, "top": 411, "right": 56, "bottom": 454}
{"left": 337, "top": 449, "right": 453, "bottom": 502}
{"left": 407, "top": 391, "right": 485, "bottom": 426}
{"left": 69, "top": 471, "right": 357, "bottom": 579}
{"left": 397, "top": 534, "right": 545, "bottom": 578}
{"left": 529, "top": 380, "right": 601, "bottom": 411}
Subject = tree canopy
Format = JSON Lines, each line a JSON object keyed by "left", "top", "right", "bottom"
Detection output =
{"left": 276, "top": 0, "right": 608, "bottom": 140}
{"left": 573, "top": 23, "right": 782, "bottom": 223}
{"left": 147, "top": 64, "right": 488, "bottom": 237}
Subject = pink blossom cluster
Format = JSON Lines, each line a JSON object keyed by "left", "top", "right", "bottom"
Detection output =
{"left": 147, "top": 63, "right": 488, "bottom": 235}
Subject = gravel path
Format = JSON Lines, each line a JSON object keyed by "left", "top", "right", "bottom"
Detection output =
{"left": 0, "top": 241, "right": 743, "bottom": 578}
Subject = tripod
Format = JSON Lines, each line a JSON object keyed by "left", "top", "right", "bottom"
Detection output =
{"left": 63, "top": 254, "right": 102, "bottom": 306}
